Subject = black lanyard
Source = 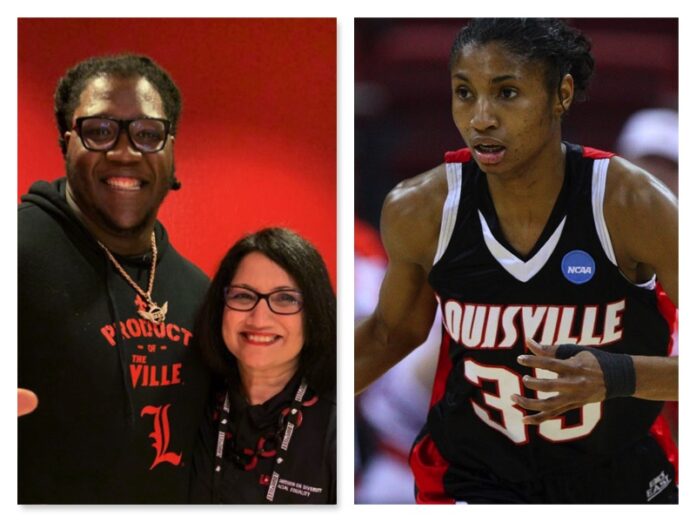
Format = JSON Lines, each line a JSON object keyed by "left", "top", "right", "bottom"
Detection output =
{"left": 212, "top": 378, "right": 308, "bottom": 503}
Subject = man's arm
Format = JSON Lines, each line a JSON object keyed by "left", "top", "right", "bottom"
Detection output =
{"left": 515, "top": 158, "right": 678, "bottom": 422}
{"left": 355, "top": 168, "right": 445, "bottom": 394}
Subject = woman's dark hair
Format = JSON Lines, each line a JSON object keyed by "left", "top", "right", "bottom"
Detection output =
{"left": 195, "top": 228, "right": 336, "bottom": 395}
{"left": 54, "top": 54, "right": 182, "bottom": 155}
{"left": 450, "top": 18, "right": 595, "bottom": 104}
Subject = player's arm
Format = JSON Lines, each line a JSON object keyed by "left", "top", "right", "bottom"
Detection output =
{"left": 514, "top": 159, "right": 678, "bottom": 422}
{"left": 604, "top": 156, "right": 678, "bottom": 400}
{"left": 355, "top": 170, "right": 443, "bottom": 395}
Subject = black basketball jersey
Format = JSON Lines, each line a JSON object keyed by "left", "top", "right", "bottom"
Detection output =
{"left": 418, "top": 144, "right": 672, "bottom": 492}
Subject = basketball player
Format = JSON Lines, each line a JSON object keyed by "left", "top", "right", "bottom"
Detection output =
{"left": 355, "top": 19, "right": 678, "bottom": 503}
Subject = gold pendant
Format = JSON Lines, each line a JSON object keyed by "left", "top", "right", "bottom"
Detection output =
{"left": 138, "top": 301, "right": 168, "bottom": 324}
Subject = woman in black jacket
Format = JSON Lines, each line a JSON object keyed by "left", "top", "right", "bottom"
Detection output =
{"left": 190, "top": 227, "right": 336, "bottom": 503}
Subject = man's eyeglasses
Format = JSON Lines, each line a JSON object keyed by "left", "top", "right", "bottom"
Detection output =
{"left": 73, "top": 116, "right": 171, "bottom": 153}
{"left": 224, "top": 285, "right": 304, "bottom": 315}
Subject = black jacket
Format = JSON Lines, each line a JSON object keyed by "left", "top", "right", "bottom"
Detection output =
{"left": 190, "top": 374, "right": 336, "bottom": 503}
{"left": 18, "top": 178, "right": 211, "bottom": 503}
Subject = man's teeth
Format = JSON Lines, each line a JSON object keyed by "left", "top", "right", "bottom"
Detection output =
{"left": 106, "top": 177, "right": 141, "bottom": 190}
{"left": 247, "top": 334, "right": 277, "bottom": 343}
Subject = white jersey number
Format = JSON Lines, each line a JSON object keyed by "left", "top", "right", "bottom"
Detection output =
{"left": 464, "top": 359, "right": 601, "bottom": 444}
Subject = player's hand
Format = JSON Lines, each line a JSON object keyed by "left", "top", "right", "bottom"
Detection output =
{"left": 510, "top": 339, "right": 605, "bottom": 425}
{"left": 18, "top": 388, "right": 39, "bottom": 417}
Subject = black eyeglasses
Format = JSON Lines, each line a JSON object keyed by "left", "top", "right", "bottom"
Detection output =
{"left": 224, "top": 285, "right": 304, "bottom": 315}
{"left": 73, "top": 116, "right": 171, "bottom": 153}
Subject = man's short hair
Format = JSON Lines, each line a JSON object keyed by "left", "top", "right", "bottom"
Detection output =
{"left": 54, "top": 54, "right": 182, "bottom": 155}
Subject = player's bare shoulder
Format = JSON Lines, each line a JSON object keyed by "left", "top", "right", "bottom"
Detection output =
{"left": 604, "top": 156, "right": 677, "bottom": 232}
{"left": 605, "top": 156, "right": 676, "bottom": 208}
{"left": 381, "top": 164, "right": 448, "bottom": 270}
{"left": 604, "top": 156, "right": 678, "bottom": 282}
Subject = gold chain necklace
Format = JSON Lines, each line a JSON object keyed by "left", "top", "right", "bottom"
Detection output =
{"left": 97, "top": 231, "right": 168, "bottom": 324}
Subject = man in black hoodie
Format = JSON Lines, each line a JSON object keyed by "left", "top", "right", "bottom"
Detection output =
{"left": 18, "top": 55, "right": 211, "bottom": 503}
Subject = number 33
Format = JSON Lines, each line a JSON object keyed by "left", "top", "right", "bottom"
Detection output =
{"left": 464, "top": 358, "right": 602, "bottom": 444}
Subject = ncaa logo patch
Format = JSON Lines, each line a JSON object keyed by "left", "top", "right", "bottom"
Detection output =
{"left": 561, "top": 250, "right": 595, "bottom": 284}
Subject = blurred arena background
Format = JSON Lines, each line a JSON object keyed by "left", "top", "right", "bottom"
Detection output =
{"left": 354, "top": 18, "right": 678, "bottom": 504}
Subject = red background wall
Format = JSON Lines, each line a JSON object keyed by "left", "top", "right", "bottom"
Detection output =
{"left": 18, "top": 18, "right": 336, "bottom": 283}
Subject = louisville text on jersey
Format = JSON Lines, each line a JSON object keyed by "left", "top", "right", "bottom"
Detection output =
{"left": 437, "top": 297, "right": 625, "bottom": 348}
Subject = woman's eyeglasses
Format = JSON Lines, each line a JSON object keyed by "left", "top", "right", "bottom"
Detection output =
{"left": 224, "top": 285, "right": 303, "bottom": 315}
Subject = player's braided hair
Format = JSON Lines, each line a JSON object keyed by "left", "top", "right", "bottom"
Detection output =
{"left": 449, "top": 18, "right": 595, "bottom": 106}
{"left": 54, "top": 54, "right": 182, "bottom": 156}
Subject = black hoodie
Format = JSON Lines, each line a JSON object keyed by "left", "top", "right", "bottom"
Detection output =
{"left": 18, "top": 178, "right": 211, "bottom": 503}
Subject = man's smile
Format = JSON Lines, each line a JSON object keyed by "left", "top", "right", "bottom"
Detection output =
{"left": 104, "top": 176, "right": 145, "bottom": 191}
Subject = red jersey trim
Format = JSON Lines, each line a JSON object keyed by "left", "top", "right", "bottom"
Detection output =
{"left": 414, "top": 325, "right": 455, "bottom": 503}
{"left": 655, "top": 282, "right": 677, "bottom": 356}
{"left": 444, "top": 148, "right": 472, "bottom": 164}
{"left": 581, "top": 146, "right": 615, "bottom": 159}
{"left": 650, "top": 414, "right": 678, "bottom": 483}
{"left": 410, "top": 434, "right": 455, "bottom": 504}
{"left": 429, "top": 328, "right": 452, "bottom": 408}
{"left": 650, "top": 282, "right": 678, "bottom": 482}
